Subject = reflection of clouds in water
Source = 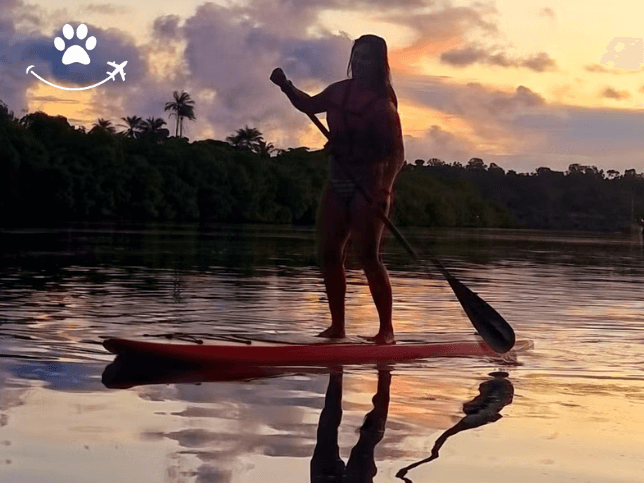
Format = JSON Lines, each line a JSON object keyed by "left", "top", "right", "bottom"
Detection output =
{"left": 137, "top": 370, "right": 505, "bottom": 481}
{"left": 0, "top": 359, "right": 29, "bottom": 430}
{"left": 11, "top": 362, "right": 105, "bottom": 391}
{"left": 133, "top": 374, "right": 330, "bottom": 479}
{"left": 194, "top": 465, "right": 233, "bottom": 483}
{"left": 165, "top": 427, "right": 314, "bottom": 457}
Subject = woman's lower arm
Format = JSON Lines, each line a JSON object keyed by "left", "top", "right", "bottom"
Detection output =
{"left": 282, "top": 82, "right": 312, "bottom": 113}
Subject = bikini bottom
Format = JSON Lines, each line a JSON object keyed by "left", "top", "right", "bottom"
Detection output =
{"left": 328, "top": 156, "right": 372, "bottom": 211}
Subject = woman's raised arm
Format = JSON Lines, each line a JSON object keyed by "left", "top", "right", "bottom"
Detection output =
{"left": 270, "top": 68, "right": 330, "bottom": 115}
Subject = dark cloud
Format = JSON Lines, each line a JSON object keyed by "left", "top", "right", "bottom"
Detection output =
{"left": 517, "top": 106, "right": 644, "bottom": 155}
{"left": 80, "top": 4, "right": 130, "bottom": 15}
{"left": 31, "top": 95, "right": 79, "bottom": 103}
{"left": 522, "top": 52, "right": 557, "bottom": 72}
{"left": 404, "top": 87, "right": 644, "bottom": 171}
{"left": 539, "top": 7, "right": 555, "bottom": 19}
{"left": 0, "top": 0, "right": 43, "bottom": 110}
{"left": 585, "top": 64, "right": 612, "bottom": 73}
{"left": 585, "top": 64, "right": 644, "bottom": 74}
{"left": 153, "top": 15, "right": 182, "bottom": 40}
{"left": 601, "top": 87, "right": 630, "bottom": 100}
{"left": 399, "top": 74, "right": 543, "bottom": 120}
{"left": 441, "top": 44, "right": 557, "bottom": 71}
{"left": 50, "top": 25, "right": 145, "bottom": 86}
{"left": 405, "top": 124, "right": 474, "bottom": 162}
{"left": 0, "top": 0, "right": 20, "bottom": 12}
{"left": 439, "top": 45, "right": 488, "bottom": 66}
{"left": 396, "top": 73, "right": 551, "bottom": 163}
{"left": 388, "top": 4, "right": 499, "bottom": 40}
{"left": 488, "top": 85, "right": 545, "bottom": 112}
{"left": 177, "top": 2, "right": 351, "bottom": 142}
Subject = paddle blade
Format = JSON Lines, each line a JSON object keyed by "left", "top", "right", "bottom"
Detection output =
{"left": 445, "top": 276, "right": 515, "bottom": 353}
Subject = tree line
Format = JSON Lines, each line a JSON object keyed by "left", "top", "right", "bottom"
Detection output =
{"left": 408, "top": 158, "right": 644, "bottom": 231}
{"left": 0, "top": 96, "right": 321, "bottom": 225}
{"left": 0, "top": 100, "right": 511, "bottom": 228}
{"left": 1, "top": 96, "right": 641, "bottom": 231}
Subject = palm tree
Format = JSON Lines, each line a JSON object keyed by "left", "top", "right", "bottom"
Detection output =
{"left": 119, "top": 115, "right": 144, "bottom": 139}
{"left": 226, "top": 126, "right": 264, "bottom": 152}
{"left": 0, "top": 100, "right": 16, "bottom": 122}
{"left": 90, "top": 118, "right": 116, "bottom": 134}
{"left": 140, "top": 117, "right": 169, "bottom": 143}
{"left": 164, "top": 90, "right": 196, "bottom": 138}
{"left": 257, "top": 139, "right": 277, "bottom": 158}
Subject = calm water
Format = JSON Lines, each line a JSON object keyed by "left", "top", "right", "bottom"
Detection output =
{"left": 0, "top": 224, "right": 643, "bottom": 483}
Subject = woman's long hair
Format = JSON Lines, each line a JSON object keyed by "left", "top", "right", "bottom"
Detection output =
{"left": 346, "top": 34, "right": 397, "bottom": 108}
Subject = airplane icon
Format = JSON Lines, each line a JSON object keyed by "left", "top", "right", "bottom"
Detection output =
{"left": 106, "top": 61, "right": 127, "bottom": 81}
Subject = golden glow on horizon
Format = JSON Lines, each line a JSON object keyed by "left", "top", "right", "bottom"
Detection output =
{"left": 398, "top": 100, "right": 472, "bottom": 137}
{"left": 390, "top": 38, "right": 464, "bottom": 76}
{"left": 295, "top": 121, "right": 328, "bottom": 151}
{"left": 26, "top": 83, "right": 95, "bottom": 126}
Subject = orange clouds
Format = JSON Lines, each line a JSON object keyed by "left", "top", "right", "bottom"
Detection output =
{"left": 390, "top": 37, "right": 463, "bottom": 75}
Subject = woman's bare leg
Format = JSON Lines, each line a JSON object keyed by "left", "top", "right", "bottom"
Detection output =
{"left": 350, "top": 192, "right": 394, "bottom": 344}
{"left": 317, "top": 185, "right": 351, "bottom": 338}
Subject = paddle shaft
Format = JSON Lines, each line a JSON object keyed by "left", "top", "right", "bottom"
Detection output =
{"left": 303, "top": 110, "right": 515, "bottom": 353}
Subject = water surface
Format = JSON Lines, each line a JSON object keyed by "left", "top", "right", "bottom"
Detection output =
{"left": 1, "top": 224, "right": 643, "bottom": 482}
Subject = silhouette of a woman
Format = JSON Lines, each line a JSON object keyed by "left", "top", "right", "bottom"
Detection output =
{"left": 271, "top": 35, "right": 404, "bottom": 344}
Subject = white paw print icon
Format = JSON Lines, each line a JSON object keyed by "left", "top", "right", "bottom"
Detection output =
{"left": 54, "top": 24, "right": 97, "bottom": 65}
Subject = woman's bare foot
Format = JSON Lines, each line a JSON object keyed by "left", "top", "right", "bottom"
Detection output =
{"left": 316, "top": 326, "right": 346, "bottom": 339}
{"left": 362, "top": 331, "right": 395, "bottom": 345}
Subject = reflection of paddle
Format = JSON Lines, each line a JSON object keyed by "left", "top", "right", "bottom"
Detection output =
{"left": 270, "top": 71, "right": 515, "bottom": 353}
{"left": 396, "top": 372, "right": 514, "bottom": 482}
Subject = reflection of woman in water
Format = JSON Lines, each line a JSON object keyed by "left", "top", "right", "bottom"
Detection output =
{"left": 311, "top": 369, "right": 391, "bottom": 483}
{"left": 396, "top": 372, "right": 514, "bottom": 482}
{"left": 272, "top": 34, "right": 404, "bottom": 345}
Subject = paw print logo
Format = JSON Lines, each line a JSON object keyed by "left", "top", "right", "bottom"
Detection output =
{"left": 54, "top": 23, "right": 97, "bottom": 65}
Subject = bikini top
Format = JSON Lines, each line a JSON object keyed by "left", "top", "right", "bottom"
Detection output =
{"left": 328, "top": 79, "right": 385, "bottom": 161}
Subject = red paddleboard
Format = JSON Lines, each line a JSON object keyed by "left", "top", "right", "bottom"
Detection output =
{"left": 103, "top": 332, "right": 533, "bottom": 367}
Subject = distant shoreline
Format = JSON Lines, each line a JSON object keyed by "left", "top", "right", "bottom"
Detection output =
{"left": 1, "top": 110, "right": 642, "bottom": 232}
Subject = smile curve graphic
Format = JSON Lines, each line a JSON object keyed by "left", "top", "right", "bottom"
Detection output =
{"left": 26, "top": 61, "right": 128, "bottom": 91}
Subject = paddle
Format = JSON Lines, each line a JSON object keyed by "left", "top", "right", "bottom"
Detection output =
{"left": 272, "top": 72, "right": 515, "bottom": 353}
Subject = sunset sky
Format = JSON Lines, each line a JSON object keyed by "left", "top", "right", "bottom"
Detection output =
{"left": 2, "top": 0, "right": 644, "bottom": 173}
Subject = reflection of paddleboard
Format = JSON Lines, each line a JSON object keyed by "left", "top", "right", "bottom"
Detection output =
{"left": 102, "top": 355, "right": 333, "bottom": 389}
{"left": 103, "top": 332, "right": 533, "bottom": 367}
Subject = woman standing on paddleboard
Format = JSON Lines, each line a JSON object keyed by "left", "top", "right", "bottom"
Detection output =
{"left": 271, "top": 34, "right": 404, "bottom": 345}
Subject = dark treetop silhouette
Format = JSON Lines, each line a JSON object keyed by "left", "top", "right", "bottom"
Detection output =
{"left": 164, "top": 90, "right": 196, "bottom": 138}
